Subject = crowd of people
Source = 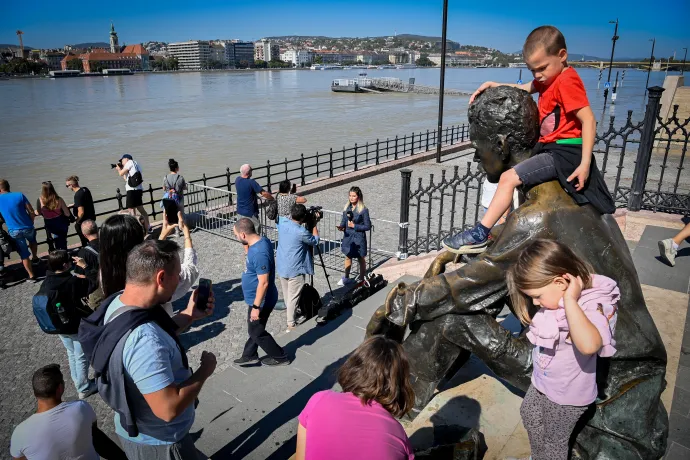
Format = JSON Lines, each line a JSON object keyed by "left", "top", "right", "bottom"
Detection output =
{"left": 2, "top": 24, "right": 688, "bottom": 460}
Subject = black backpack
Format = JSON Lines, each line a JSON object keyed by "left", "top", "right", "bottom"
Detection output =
{"left": 32, "top": 278, "right": 89, "bottom": 335}
{"left": 295, "top": 283, "right": 322, "bottom": 322}
{"left": 127, "top": 161, "right": 144, "bottom": 188}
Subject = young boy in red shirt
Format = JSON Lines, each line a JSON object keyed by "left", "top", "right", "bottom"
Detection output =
{"left": 443, "top": 25, "right": 614, "bottom": 254}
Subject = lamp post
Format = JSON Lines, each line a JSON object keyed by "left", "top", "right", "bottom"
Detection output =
{"left": 436, "top": 0, "right": 449, "bottom": 163}
{"left": 645, "top": 38, "right": 655, "bottom": 92}
{"left": 682, "top": 47, "right": 688, "bottom": 75}
{"left": 603, "top": 19, "right": 619, "bottom": 105}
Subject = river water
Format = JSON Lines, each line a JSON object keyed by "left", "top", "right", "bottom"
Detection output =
{"left": 0, "top": 67, "right": 672, "bottom": 200}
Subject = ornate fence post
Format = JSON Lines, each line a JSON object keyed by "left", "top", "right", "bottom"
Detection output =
{"left": 426, "top": 129, "right": 430, "bottom": 151}
{"left": 202, "top": 174, "right": 208, "bottom": 206}
{"left": 375, "top": 139, "right": 380, "bottom": 165}
{"left": 397, "top": 169, "right": 412, "bottom": 260}
{"left": 284, "top": 157, "right": 288, "bottom": 181}
{"left": 266, "top": 160, "right": 272, "bottom": 193}
{"left": 628, "top": 86, "right": 664, "bottom": 211}
{"left": 354, "top": 143, "right": 358, "bottom": 171}
{"left": 329, "top": 148, "right": 334, "bottom": 178}
{"left": 115, "top": 188, "right": 124, "bottom": 211}
{"left": 300, "top": 154, "right": 306, "bottom": 185}
{"left": 147, "top": 183, "right": 156, "bottom": 220}
{"left": 226, "top": 167, "right": 233, "bottom": 206}
{"left": 394, "top": 135, "right": 399, "bottom": 160}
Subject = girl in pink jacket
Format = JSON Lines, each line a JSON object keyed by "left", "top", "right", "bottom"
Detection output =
{"left": 507, "top": 239, "right": 619, "bottom": 460}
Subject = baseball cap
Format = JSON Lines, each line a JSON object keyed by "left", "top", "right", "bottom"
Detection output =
{"left": 120, "top": 154, "right": 133, "bottom": 161}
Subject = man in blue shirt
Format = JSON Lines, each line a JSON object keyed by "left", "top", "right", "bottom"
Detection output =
{"left": 233, "top": 217, "right": 289, "bottom": 366}
{"left": 234, "top": 164, "right": 273, "bottom": 234}
{"left": 0, "top": 179, "right": 39, "bottom": 280}
{"left": 276, "top": 204, "right": 320, "bottom": 331}
{"left": 99, "top": 240, "right": 216, "bottom": 459}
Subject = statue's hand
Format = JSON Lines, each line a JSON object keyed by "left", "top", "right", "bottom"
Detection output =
{"left": 365, "top": 304, "right": 405, "bottom": 343}
{"left": 385, "top": 282, "right": 418, "bottom": 327}
{"left": 424, "top": 251, "right": 462, "bottom": 278}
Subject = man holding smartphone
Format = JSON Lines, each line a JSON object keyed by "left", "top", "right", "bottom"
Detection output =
{"left": 233, "top": 217, "right": 289, "bottom": 367}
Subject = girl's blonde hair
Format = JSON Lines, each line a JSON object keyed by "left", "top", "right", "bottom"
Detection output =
{"left": 40, "top": 181, "right": 61, "bottom": 211}
{"left": 344, "top": 186, "right": 365, "bottom": 213}
{"left": 507, "top": 239, "right": 593, "bottom": 325}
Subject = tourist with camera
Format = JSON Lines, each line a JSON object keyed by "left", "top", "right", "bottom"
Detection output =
{"left": 276, "top": 204, "right": 320, "bottom": 331}
{"left": 114, "top": 154, "right": 150, "bottom": 233}
{"left": 336, "top": 186, "right": 371, "bottom": 286}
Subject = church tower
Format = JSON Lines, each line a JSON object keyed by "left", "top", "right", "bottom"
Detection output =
{"left": 109, "top": 22, "right": 119, "bottom": 53}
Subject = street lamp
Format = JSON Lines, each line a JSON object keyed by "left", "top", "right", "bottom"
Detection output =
{"left": 645, "top": 38, "right": 655, "bottom": 92}
{"left": 436, "top": 0, "right": 449, "bottom": 163}
{"left": 603, "top": 19, "right": 619, "bottom": 105}
{"left": 682, "top": 47, "right": 688, "bottom": 75}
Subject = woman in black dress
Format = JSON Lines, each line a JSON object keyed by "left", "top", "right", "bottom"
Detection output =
{"left": 337, "top": 186, "right": 371, "bottom": 285}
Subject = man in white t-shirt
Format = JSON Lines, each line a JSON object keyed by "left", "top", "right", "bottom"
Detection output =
{"left": 115, "top": 154, "right": 150, "bottom": 232}
{"left": 10, "top": 363, "right": 125, "bottom": 460}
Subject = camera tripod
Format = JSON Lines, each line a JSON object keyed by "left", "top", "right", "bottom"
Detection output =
{"left": 311, "top": 239, "right": 333, "bottom": 296}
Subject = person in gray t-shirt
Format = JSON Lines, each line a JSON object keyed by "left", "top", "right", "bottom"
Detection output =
{"left": 163, "top": 159, "right": 187, "bottom": 236}
{"left": 10, "top": 364, "right": 125, "bottom": 460}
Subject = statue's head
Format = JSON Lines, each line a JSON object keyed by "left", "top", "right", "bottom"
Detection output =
{"left": 468, "top": 86, "right": 539, "bottom": 182}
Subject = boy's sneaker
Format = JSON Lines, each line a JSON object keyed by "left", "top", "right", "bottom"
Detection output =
{"left": 233, "top": 355, "right": 260, "bottom": 366}
{"left": 658, "top": 238, "right": 678, "bottom": 266}
{"left": 261, "top": 356, "right": 290, "bottom": 366}
{"left": 442, "top": 223, "right": 490, "bottom": 254}
{"left": 78, "top": 380, "right": 98, "bottom": 400}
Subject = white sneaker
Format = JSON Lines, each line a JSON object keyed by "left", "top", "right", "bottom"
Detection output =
{"left": 337, "top": 277, "right": 348, "bottom": 287}
{"left": 78, "top": 380, "right": 98, "bottom": 400}
{"left": 658, "top": 238, "right": 678, "bottom": 266}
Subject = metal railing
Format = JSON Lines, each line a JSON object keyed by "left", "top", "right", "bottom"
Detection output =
{"left": 187, "top": 184, "right": 400, "bottom": 274}
{"left": 27, "top": 123, "right": 468, "bottom": 254}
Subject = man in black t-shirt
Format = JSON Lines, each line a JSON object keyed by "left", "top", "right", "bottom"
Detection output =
{"left": 65, "top": 176, "right": 96, "bottom": 247}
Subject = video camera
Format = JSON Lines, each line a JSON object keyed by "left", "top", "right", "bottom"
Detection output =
{"left": 110, "top": 161, "right": 123, "bottom": 169}
{"left": 304, "top": 205, "right": 323, "bottom": 230}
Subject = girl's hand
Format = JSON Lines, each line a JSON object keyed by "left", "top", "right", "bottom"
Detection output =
{"left": 563, "top": 274, "right": 583, "bottom": 302}
{"left": 347, "top": 220, "right": 355, "bottom": 229}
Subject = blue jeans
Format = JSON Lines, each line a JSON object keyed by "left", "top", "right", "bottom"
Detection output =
{"left": 59, "top": 334, "right": 91, "bottom": 393}
{"left": 44, "top": 217, "right": 69, "bottom": 251}
{"left": 8, "top": 228, "right": 37, "bottom": 259}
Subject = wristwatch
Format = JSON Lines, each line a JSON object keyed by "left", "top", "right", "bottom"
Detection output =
{"left": 251, "top": 305, "right": 261, "bottom": 310}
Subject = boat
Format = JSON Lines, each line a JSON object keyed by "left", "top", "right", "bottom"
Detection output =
{"left": 358, "top": 72, "right": 368, "bottom": 77}
{"left": 475, "top": 65, "right": 489, "bottom": 68}
{"left": 377, "top": 65, "right": 396, "bottom": 70}
{"left": 396, "top": 64, "right": 417, "bottom": 69}
{"left": 331, "top": 77, "right": 373, "bottom": 93}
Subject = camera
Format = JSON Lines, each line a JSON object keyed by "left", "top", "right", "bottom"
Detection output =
{"left": 110, "top": 161, "right": 123, "bottom": 169}
{"left": 304, "top": 205, "right": 323, "bottom": 230}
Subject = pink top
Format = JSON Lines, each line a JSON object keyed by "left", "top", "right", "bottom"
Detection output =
{"left": 298, "top": 390, "right": 415, "bottom": 460}
{"left": 527, "top": 274, "right": 619, "bottom": 406}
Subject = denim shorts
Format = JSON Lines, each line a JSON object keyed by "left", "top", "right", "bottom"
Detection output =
{"left": 9, "top": 228, "right": 36, "bottom": 260}
{"left": 513, "top": 152, "right": 558, "bottom": 187}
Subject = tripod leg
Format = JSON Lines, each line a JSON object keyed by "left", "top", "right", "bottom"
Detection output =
{"left": 315, "top": 244, "right": 333, "bottom": 296}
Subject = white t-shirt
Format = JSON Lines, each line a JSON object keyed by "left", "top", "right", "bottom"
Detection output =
{"left": 122, "top": 160, "right": 143, "bottom": 191}
{"left": 481, "top": 178, "right": 520, "bottom": 210}
{"left": 10, "top": 401, "right": 99, "bottom": 460}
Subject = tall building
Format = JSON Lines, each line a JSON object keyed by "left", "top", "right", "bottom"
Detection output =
{"left": 168, "top": 41, "right": 211, "bottom": 70}
{"left": 254, "top": 39, "right": 279, "bottom": 62}
{"left": 109, "top": 23, "right": 119, "bottom": 53}
{"left": 225, "top": 42, "right": 254, "bottom": 67}
{"left": 280, "top": 49, "right": 313, "bottom": 67}
{"left": 209, "top": 44, "right": 227, "bottom": 65}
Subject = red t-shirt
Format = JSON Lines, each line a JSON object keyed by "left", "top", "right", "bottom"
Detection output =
{"left": 533, "top": 67, "right": 589, "bottom": 144}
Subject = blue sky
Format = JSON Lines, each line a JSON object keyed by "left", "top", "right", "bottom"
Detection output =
{"left": 2, "top": 0, "right": 689, "bottom": 58}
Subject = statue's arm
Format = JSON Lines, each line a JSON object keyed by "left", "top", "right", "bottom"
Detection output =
{"left": 385, "top": 217, "right": 536, "bottom": 326}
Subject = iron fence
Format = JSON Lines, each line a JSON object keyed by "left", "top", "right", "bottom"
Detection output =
{"left": 31, "top": 123, "right": 468, "bottom": 253}
{"left": 396, "top": 86, "right": 690, "bottom": 259}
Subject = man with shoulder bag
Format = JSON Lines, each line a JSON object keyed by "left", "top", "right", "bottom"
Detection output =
{"left": 115, "top": 154, "right": 150, "bottom": 233}
{"left": 78, "top": 239, "right": 216, "bottom": 460}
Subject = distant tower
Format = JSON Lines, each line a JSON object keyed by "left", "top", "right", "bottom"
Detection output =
{"left": 109, "top": 22, "right": 119, "bottom": 53}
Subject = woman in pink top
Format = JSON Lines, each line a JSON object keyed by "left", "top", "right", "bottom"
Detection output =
{"left": 35, "top": 181, "right": 72, "bottom": 251}
{"left": 296, "top": 336, "right": 415, "bottom": 460}
{"left": 507, "top": 239, "right": 618, "bottom": 460}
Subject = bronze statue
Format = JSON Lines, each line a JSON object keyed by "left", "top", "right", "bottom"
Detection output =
{"left": 367, "top": 87, "right": 668, "bottom": 459}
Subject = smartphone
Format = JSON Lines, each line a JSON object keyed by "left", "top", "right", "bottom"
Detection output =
{"left": 162, "top": 199, "right": 179, "bottom": 225}
{"left": 196, "top": 278, "right": 212, "bottom": 311}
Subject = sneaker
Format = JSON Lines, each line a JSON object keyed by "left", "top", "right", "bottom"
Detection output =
{"left": 233, "top": 355, "right": 260, "bottom": 366}
{"left": 31, "top": 256, "right": 41, "bottom": 264}
{"left": 78, "top": 380, "right": 98, "bottom": 400}
{"left": 261, "top": 356, "right": 290, "bottom": 366}
{"left": 441, "top": 225, "right": 490, "bottom": 254}
{"left": 658, "top": 239, "right": 678, "bottom": 266}
{"left": 286, "top": 324, "right": 296, "bottom": 333}
{"left": 337, "top": 277, "right": 348, "bottom": 287}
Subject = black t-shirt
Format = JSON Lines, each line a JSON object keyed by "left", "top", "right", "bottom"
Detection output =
{"left": 76, "top": 238, "right": 100, "bottom": 293}
{"left": 73, "top": 187, "right": 96, "bottom": 222}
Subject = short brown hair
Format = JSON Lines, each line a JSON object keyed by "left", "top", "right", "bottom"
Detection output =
{"left": 0, "top": 179, "right": 9, "bottom": 192}
{"left": 66, "top": 175, "right": 79, "bottom": 185}
{"left": 337, "top": 336, "right": 415, "bottom": 418}
{"left": 523, "top": 25, "right": 567, "bottom": 58}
